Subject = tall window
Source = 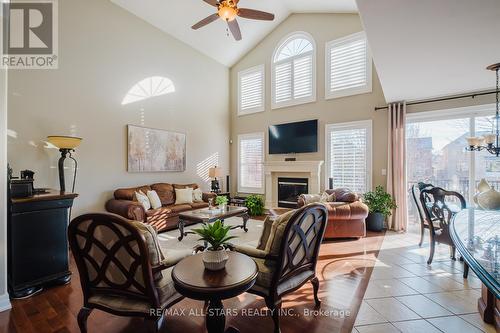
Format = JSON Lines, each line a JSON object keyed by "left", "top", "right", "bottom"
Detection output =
{"left": 238, "top": 132, "right": 265, "bottom": 194}
{"left": 406, "top": 105, "right": 495, "bottom": 225}
{"left": 326, "top": 120, "right": 372, "bottom": 193}
{"left": 326, "top": 32, "right": 372, "bottom": 99}
{"left": 238, "top": 65, "right": 265, "bottom": 115}
{"left": 272, "top": 32, "right": 316, "bottom": 109}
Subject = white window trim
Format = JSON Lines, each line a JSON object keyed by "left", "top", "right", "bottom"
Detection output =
{"left": 237, "top": 64, "right": 265, "bottom": 116}
{"left": 271, "top": 31, "right": 317, "bottom": 110}
{"left": 325, "top": 31, "right": 372, "bottom": 100}
{"left": 237, "top": 132, "right": 265, "bottom": 194}
{"left": 325, "top": 120, "right": 373, "bottom": 192}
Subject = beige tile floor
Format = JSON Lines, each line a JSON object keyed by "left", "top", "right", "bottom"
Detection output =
{"left": 353, "top": 226, "right": 496, "bottom": 333}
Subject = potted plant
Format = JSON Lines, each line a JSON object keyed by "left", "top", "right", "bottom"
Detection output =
{"left": 363, "top": 186, "right": 397, "bottom": 232}
{"left": 192, "top": 220, "right": 237, "bottom": 271}
{"left": 245, "top": 195, "right": 264, "bottom": 216}
{"left": 215, "top": 195, "right": 228, "bottom": 211}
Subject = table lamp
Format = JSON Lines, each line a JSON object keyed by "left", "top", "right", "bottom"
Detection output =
{"left": 208, "top": 166, "right": 222, "bottom": 193}
{"left": 47, "top": 136, "right": 82, "bottom": 193}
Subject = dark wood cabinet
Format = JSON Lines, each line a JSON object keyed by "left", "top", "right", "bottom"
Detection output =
{"left": 8, "top": 190, "right": 78, "bottom": 298}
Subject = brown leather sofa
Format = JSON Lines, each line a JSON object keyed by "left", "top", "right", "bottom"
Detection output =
{"left": 105, "top": 183, "right": 216, "bottom": 232}
{"left": 297, "top": 188, "right": 368, "bottom": 239}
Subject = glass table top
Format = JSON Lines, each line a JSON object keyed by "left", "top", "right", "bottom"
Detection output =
{"left": 451, "top": 208, "right": 500, "bottom": 297}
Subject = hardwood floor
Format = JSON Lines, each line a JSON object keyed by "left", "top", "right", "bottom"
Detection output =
{"left": 0, "top": 231, "right": 385, "bottom": 333}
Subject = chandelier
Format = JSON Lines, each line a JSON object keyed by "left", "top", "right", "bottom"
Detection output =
{"left": 466, "top": 63, "right": 500, "bottom": 156}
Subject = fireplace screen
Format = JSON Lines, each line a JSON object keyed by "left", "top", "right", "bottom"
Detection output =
{"left": 278, "top": 177, "right": 309, "bottom": 208}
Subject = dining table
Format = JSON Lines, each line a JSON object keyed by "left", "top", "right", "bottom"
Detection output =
{"left": 450, "top": 208, "right": 500, "bottom": 329}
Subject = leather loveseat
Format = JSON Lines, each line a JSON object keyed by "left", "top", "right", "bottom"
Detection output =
{"left": 297, "top": 188, "right": 368, "bottom": 239}
{"left": 105, "top": 183, "right": 216, "bottom": 232}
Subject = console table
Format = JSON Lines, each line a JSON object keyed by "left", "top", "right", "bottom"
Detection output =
{"left": 172, "top": 252, "right": 257, "bottom": 333}
{"left": 8, "top": 190, "right": 78, "bottom": 298}
{"left": 450, "top": 208, "right": 500, "bottom": 329}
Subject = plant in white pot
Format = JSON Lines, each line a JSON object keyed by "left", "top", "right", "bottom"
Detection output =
{"left": 215, "top": 195, "right": 228, "bottom": 211}
{"left": 192, "top": 220, "right": 237, "bottom": 271}
{"left": 363, "top": 186, "right": 397, "bottom": 232}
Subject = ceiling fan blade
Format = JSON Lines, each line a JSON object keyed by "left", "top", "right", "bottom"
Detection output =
{"left": 192, "top": 13, "right": 219, "bottom": 30}
{"left": 202, "top": 0, "right": 219, "bottom": 7}
{"left": 228, "top": 19, "right": 242, "bottom": 41}
{"left": 238, "top": 8, "right": 275, "bottom": 21}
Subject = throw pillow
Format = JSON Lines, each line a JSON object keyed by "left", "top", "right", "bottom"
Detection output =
{"left": 175, "top": 188, "right": 193, "bottom": 205}
{"left": 130, "top": 221, "right": 165, "bottom": 281}
{"left": 320, "top": 192, "right": 336, "bottom": 203}
{"left": 265, "top": 209, "right": 296, "bottom": 254}
{"left": 192, "top": 188, "right": 203, "bottom": 202}
{"left": 134, "top": 190, "right": 151, "bottom": 210}
{"left": 147, "top": 190, "right": 162, "bottom": 209}
{"left": 257, "top": 216, "right": 274, "bottom": 250}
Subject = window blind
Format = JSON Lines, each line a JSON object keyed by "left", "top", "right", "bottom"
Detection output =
{"left": 326, "top": 32, "right": 372, "bottom": 99}
{"left": 239, "top": 65, "right": 264, "bottom": 114}
{"left": 293, "top": 55, "right": 313, "bottom": 99}
{"left": 238, "top": 134, "right": 264, "bottom": 193}
{"left": 327, "top": 123, "right": 371, "bottom": 193}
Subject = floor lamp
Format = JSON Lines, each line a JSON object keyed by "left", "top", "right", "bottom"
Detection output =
{"left": 47, "top": 136, "right": 82, "bottom": 193}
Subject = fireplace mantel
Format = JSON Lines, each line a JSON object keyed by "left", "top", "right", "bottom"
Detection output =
{"left": 263, "top": 160, "right": 324, "bottom": 208}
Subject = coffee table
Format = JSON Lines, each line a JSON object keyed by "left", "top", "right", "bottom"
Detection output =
{"left": 172, "top": 252, "right": 257, "bottom": 333}
{"left": 177, "top": 206, "right": 250, "bottom": 241}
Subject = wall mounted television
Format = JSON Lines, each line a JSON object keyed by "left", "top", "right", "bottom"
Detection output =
{"left": 269, "top": 119, "right": 318, "bottom": 154}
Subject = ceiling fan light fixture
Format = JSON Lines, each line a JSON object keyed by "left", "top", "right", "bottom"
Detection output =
{"left": 218, "top": 5, "right": 237, "bottom": 21}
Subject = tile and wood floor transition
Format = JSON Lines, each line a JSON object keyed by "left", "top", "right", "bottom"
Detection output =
{"left": 0, "top": 220, "right": 495, "bottom": 333}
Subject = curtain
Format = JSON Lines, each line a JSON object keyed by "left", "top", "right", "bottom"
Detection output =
{"left": 387, "top": 102, "right": 408, "bottom": 231}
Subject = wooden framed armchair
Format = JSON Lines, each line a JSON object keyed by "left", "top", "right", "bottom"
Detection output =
{"left": 233, "top": 203, "right": 328, "bottom": 333}
{"left": 68, "top": 213, "right": 191, "bottom": 333}
{"left": 410, "top": 182, "right": 435, "bottom": 246}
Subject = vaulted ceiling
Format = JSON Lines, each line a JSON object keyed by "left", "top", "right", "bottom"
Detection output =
{"left": 110, "top": 0, "right": 358, "bottom": 67}
{"left": 356, "top": 0, "right": 500, "bottom": 102}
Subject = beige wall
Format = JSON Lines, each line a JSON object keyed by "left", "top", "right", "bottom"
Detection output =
{"left": 7, "top": 0, "right": 230, "bottom": 217}
{"left": 230, "top": 13, "right": 388, "bottom": 195}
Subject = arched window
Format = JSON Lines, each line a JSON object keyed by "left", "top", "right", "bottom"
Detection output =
{"left": 272, "top": 32, "right": 316, "bottom": 109}
{"left": 122, "top": 76, "right": 175, "bottom": 105}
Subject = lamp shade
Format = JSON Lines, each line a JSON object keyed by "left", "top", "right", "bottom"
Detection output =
{"left": 208, "top": 167, "right": 222, "bottom": 178}
{"left": 47, "top": 136, "right": 82, "bottom": 149}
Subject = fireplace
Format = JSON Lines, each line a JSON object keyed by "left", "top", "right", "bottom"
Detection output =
{"left": 278, "top": 177, "right": 309, "bottom": 208}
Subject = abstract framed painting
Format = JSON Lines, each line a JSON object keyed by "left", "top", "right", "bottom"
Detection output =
{"left": 127, "top": 125, "right": 186, "bottom": 172}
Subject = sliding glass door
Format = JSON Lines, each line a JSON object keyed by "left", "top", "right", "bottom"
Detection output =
{"left": 406, "top": 106, "right": 495, "bottom": 225}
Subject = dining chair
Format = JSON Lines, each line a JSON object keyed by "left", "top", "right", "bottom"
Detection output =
{"left": 420, "top": 187, "right": 466, "bottom": 265}
{"left": 68, "top": 213, "right": 191, "bottom": 333}
{"left": 411, "top": 182, "right": 435, "bottom": 246}
{"left": 233, "top": 203, "right": 328, "bottom": 333}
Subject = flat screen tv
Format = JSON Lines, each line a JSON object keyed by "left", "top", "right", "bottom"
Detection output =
{"left": 269, "top": 119, "right": 318, "bottom": 154}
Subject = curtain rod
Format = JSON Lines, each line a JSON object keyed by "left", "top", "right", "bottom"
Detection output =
{"left": 374, "top": 90, "right": 497, "bottom": 111}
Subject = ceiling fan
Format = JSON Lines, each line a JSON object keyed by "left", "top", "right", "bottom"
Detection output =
{"left": 191, "top": 0, "right": 275, "bottom": 41}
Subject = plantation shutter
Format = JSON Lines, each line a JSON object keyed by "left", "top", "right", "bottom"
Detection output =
{"left": 274, "top": 62, "right": 292, "bottom": 104}
{"left": 327, "top": 32, "right": 372, "bottom": 99}
{"left": 293, "top": 54, "right": 313, "bottom": 99}
{"left": 327, "top": 122, "right": 371, "bottom": 193}
{"left": 238, "top": 133, "right": 264, "bottom": 193}
{"left": 239, "top": 65, "right": 264, "bottom": 114}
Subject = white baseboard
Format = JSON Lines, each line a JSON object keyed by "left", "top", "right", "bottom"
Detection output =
{"left": 0, "top": 293, "right": 11, "bottom": 312}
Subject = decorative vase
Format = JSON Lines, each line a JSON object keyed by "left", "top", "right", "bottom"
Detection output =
{"left": 366, "top": 212, "right": 385, "bottom": 232}
{"left": 477, "top": 188, "right": 500, "bottom": 211}
{"left": 202, "top": 249, "right": 229, "bottom": 271}
{"left": 220, "top": 203, "right": 227, "bottom": 212}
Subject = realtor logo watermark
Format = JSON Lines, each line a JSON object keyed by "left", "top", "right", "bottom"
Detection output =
{"left": 1, "top": 0, "right": 58, "bottom": 69}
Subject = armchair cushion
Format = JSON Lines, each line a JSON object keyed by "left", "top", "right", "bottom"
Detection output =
{"left": 266, "top": 209, "right": 296, "bottom": 255}
{"left": 131, "top": 221, "right": 165, "bottom": 281}
{"left": 253, "top": 257, "right": 277, "bottom": 289}
{"left": 233, "top": 244, "right": 271, "bottom": 259}
{"left": 257, "top": 216, "right": 274, "bottom": 251}
{"left": 88, "top": 267, "right": 180, "bottom": 313}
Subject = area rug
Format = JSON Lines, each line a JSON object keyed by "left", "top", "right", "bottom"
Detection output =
{"left": 157, "top": 217, "right": 263, "bottom": 253}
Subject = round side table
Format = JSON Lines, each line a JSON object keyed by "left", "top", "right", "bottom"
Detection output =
{"left": 172, "top": 252, "right": 258, "bottom": 333}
